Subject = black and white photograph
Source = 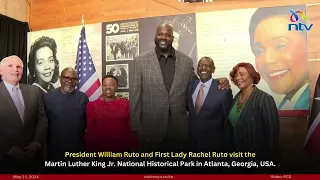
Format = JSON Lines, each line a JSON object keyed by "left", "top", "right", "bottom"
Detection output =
{"left": 115, "top": 92, "right": 129, "bottom": 100}
{"left": 27, "top": 36, "right": 60, "bottom": 93}
{"left": 27, "top": 23, "right": 102, "bottom": 94}
{"left": 106, "top": 64, "right": 129, "bottom": 89}
{"left": 106, "top": 33, "right": 139, "bottom": 61}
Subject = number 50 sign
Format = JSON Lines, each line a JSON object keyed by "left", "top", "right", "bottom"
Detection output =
{"left": 106, "top": 23, "right": 120, "bottom": 34}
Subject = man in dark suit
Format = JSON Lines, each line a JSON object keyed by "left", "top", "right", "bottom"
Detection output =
{"left": 0, "top": 55, "right": 47, "bottom": 173}
{"left": 43, "top": 67, "right": 88, "bottom": 173}
{"left": 186, "top": 56, "right": 233, "bottom": 152}
{"left": 130, "top": 24, "right": 230, "bottom": 152}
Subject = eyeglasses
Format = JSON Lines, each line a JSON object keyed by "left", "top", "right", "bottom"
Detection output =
{"left": 197, "top": 63, "right": 211, "bottom": 68}
{"left": 61, "top": 76, "right": 78, "bottom": 82}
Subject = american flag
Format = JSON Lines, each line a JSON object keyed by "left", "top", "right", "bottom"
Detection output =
{"left": 75, "top": 27, "right": 102, "bottom": 101}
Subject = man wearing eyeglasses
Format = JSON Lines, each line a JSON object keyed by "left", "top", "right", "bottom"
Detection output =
{"left": 42, "top": 67, "right": 89, "bottom": 173}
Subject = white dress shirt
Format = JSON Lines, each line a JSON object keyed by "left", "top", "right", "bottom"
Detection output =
{"left": 192, "top": 78, "right": 213, "bottom": 106}
{"left": 3, "top": 80, "right": 25, "bottom": 108}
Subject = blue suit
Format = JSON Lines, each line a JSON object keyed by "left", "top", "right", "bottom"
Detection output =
{"left": 186, "top": 79, "right": 233, "bottom": 152}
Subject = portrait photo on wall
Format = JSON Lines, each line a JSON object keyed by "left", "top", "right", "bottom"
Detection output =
{"left": 139, "top": 14, "right": 197, "bottom": 63}
{"left": 27, "top": 23, "right": 102, "bottom": 94}
{"left": 106, "top": 33, "right": 139, "bottom": 61}
{"left": 106, "top": 64, "right": 129, "bottom": 89}
{"left": 248, "top": 5, "right": 309, "bottom": 111}
{"left": 27, "top": 36, "right": 60, "bottom": 93}
{"left": 115, "top": 92, "right": 129, "bottom": 100}
{"left": 195, "top": 4, "right": 309, "bottom": 114}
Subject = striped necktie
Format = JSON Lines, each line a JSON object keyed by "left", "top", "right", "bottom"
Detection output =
{"left": 195, "top": 84, "right": 205, "bottom": 114}
{"left": 12, "top": 87, "right": 25, "bottom": 122}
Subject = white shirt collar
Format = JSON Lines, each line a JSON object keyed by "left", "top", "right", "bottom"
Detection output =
{"left": 3, "top": 80, "right": 19, "bottom": 91}
{"left": 199, "top": 78, "right": 213, "bottom": 88}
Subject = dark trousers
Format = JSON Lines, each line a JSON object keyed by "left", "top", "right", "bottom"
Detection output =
{"left": 0, "top": 154, "right": 41, "bottom": 174}
{"left": 137, "top": 114, "right": 188, "bottom": 173}
{"left": 141, "top": 113, "right": 187, "bottom": 152}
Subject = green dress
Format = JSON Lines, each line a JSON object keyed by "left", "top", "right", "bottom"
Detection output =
{"left": 229, "top": 96, "right": 247, "bottom": 127}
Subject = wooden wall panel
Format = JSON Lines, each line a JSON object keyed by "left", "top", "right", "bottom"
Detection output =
{"left": 101, "top": 0, "right": 147, "bottom": 22}
{"left": 30, "top": 0, "right": 65, "bottom": 30}
{"left": 195, "top": 0, "right": 320, "bottom": 12}
{"left": 148, "top": 0, "right": 182, "bottom": 17}
{"left": 29, "top": 0, "right": 320, "bottom": 170}
{"left": 0, "top": 0, "right": 27, "bottom": 22}
{"left": 147, "top": 0, "right": 194, "bottom": 17}
{"left": 29, "top": 0, "right": 320, "bottom": 30}
{"left": 0, "top": 0, "right": 6, "bottom": 15}
{"left": 64, "top": 0, "right": 102, "bottom": 26}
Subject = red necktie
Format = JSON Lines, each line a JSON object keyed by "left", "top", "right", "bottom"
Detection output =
{"left": 195, "top": 84, "right": 205, "bottom": 114}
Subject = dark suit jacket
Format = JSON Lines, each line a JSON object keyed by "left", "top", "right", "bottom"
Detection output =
{"left": 130, "top": 48, "right": 198, "bottom": 143}
{"left": 186, "top": 79, "right": 233, "bottom": 152}
{"left": 227, "top": 86, "right": 279, "bottom": 160}
{"left": 0, "top": 82, "right": 48, "bottom": 172}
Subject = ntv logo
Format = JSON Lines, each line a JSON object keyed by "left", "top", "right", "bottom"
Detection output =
{"left": 288, "top": 10, "right": 313, "bottom": 31}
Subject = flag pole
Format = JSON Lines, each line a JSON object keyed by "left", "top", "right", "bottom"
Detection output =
{"left": 81, "top": 14, "right": 85, "bottom": 27}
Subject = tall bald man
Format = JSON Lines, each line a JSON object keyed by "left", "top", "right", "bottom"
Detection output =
{"left": 43, "top": 68, "right": 88, "bottom": 166}
{"left": 0, "top": 55, "right": 48, "bottom": 173}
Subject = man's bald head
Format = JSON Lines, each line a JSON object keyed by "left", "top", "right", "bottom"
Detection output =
{"left": 60, "top": 67, "right": 77, "bottom": 77}
{"left": 156, "top": 23, "right": 173, "bottom": 35}
{"left": 59, "top": 67, "right": 78, "bottom": 94}
{"left": 0, "top": 55, "right": 23, "bottom": 69}
{"left": 0, "top": 55, "right": 24, "bottom": 85}
{"left": 154, "top": 23, "right": 174, "bottom": 52}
